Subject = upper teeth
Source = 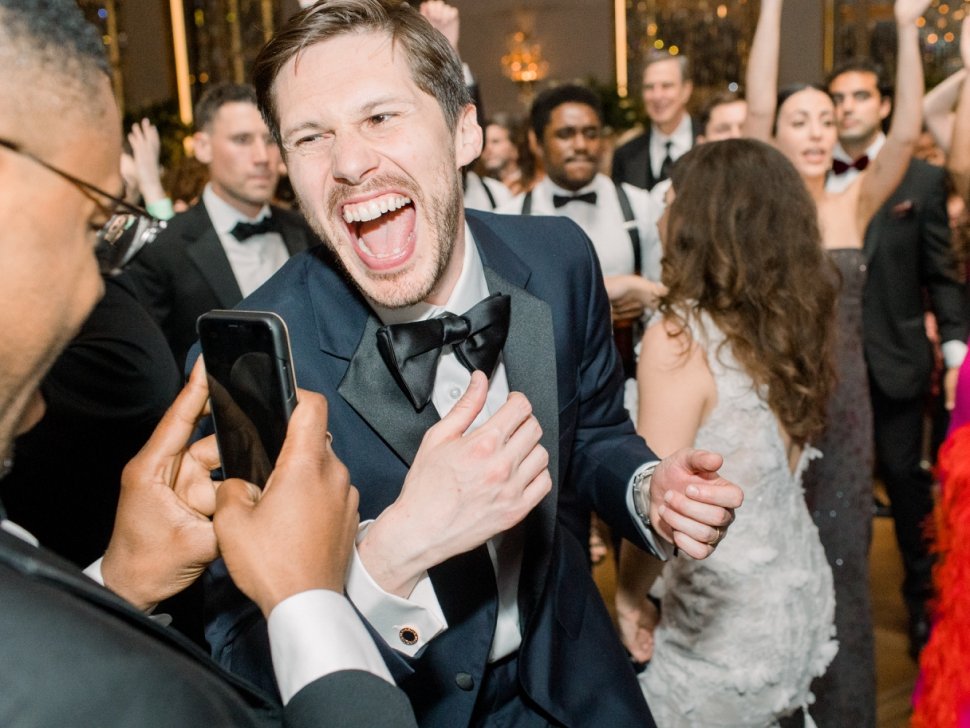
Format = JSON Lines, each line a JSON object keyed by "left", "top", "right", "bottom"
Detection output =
{"left": 342, "top": 194, "right": 411, "bottom": 223}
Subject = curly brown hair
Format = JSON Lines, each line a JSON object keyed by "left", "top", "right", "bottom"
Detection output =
{"left": 659, "top": 138, "right": 837, "bottom": 445}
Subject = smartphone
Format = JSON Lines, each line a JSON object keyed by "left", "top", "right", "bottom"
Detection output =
{"left": 197, "top": 310, "right": 297, "bottom": 488}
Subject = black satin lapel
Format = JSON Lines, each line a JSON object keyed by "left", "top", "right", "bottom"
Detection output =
{"left": 338, "top": 316, "right": 440, "bottom": 466}
{"left": 186, "top": 228, "right": 243, "bottom": 308}
{"left": 484, "top": 269, "right": 558, "bottom": 614}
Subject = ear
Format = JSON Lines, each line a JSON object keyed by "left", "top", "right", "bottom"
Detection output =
{"left": 528, "top": 129, "right": 543, "bottom": 161}
{"left": 682, "top": 80, "right": 694, "bottom": 101}
{"left": 879, "top": 96, "right": 892, "bottom": 122}
{"left": 193, "top": 131, "right": 213, "bottom": 165}
{"left": 454, "top": 104, "right": 483, "bottom": 168}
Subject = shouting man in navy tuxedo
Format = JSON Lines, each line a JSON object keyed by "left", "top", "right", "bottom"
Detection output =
{"left": 202, "top": 2, "right": 744, "bottom": 727}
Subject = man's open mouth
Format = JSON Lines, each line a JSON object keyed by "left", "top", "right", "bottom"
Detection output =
{"left": 341, "top": 192, "right": 417, "bottom": 270}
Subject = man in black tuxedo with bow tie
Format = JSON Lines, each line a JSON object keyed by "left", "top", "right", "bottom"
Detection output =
{"left": 826, "top": 59, "right": 968, "bottom": 660}
{"left": 0, "top": 1, "right": 417, "bottom": 725}
{"left": 128, "top": 82, "right": 314, "bottom": 369}
{"left": 202, "top": 3, "right": 744, "bottom": 727}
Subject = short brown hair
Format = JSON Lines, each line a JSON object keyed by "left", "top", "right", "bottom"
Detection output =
{"left": 194, "top": 82, "right": 258, "bottom": 131}
{"left": 660, "top": 139, "right": 837, "bottom": 445}
{"left": 252, "top": 0, "right": 470, "bottom": 142}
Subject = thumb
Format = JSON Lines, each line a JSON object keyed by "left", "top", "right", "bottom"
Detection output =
{"left": 683, "top": 448, "right": 723, "bottom": 476}
{"left": 425, "top": 370, "right": 488, "bottom": 444}
{"left": 214, "top": 478, "right": 260, "bottom": 534}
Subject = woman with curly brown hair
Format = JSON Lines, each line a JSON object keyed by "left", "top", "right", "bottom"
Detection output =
{"left": 616, "top": 138, "right": 839, "bottom": 727}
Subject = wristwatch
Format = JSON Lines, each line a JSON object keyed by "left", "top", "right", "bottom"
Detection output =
{"left": 631, "top": 463, "right": 657, "bottom": 531}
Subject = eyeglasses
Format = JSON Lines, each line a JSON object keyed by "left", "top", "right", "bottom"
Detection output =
{"left": 0, "top": 137, "right": 166, "bottom": 274}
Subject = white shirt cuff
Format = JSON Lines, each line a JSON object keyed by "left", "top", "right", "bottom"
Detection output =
{"left": 83, "top": 557, "right": 104, "bottom": 584}
{"left": 345, "top": 521, "right": 447, "bottom": 656}
{"left": 943, "top": 340, "right": 968, "bottom": 370}
{"left": 268, "top": 590, "right": 395, "bottom": 704}
{"left": 626, "top": 461, "right": 674, "bottom": 561}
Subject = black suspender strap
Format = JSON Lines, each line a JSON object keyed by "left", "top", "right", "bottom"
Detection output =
{"left": 614, "top": 182, "right": 642, "bottom": 276}
{"left": 521, "top": 185, "right": 640, "bottom": 276}
{"left": 481, "top": 179, "right": 497, "bottom": 210}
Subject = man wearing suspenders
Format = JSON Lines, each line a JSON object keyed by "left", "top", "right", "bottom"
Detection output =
{"left": 498, "top": 84, "right": 664, "bottom": 378}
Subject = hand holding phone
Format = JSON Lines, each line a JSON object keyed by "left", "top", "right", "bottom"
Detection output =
{"left": 198, "top": 310, "right": 297, "bottom": 488}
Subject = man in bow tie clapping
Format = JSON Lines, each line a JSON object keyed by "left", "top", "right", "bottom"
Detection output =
{"left": 127, "top": 82, "right": 316, "bottom": 368}
{"left": 202, "top": 4, "right": 743, "bottom": 727}
{"left": 497, "top": 84, "right": 665, "bottom": 380}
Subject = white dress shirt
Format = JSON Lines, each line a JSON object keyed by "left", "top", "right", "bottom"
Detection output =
{"left": 827, "top": 134, "right": 967, "bottom": 368}
{"left": 649, "top": 114, "right": 694, "bottom": 180}
{"left": 344, "top": 224, "right": 669, "bottom": 664}
{"left": 464, "top": 171, "right": 512, "bottom": 212}
{"left": 202, "top": 185, "right": 291, "bottom": 298}
{"left": 498, "top": 173, "right": 663, "bottom": 282}
{"left": 0, "top": 519, "right": 394, "bottom": 705}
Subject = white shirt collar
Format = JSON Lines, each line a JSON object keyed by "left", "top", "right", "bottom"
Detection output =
{"left": 651, "top": 113, "right": 693, "bottom": 150}
{"left": 834, "top": 132, "right": 885, "bottom": 164}
{"left": 202, "top": 184, "right": 273, "bottom": 235}
{"left": 543, "top": 175, "right": 602, "bottom": 198}
{"left": 371, "top": 223, "right": 488, "bottom": 325}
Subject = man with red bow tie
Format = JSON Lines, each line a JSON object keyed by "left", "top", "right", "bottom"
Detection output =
{"left": 826, "top": 58, "right": 968, "bottom": 669}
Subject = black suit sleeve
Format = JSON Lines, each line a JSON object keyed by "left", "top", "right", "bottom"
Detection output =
{"left": 284, "top": 671, "right": 418, "bottom": 728}
{"left": 920, "top": 164, "right": 968, "bottom": 345}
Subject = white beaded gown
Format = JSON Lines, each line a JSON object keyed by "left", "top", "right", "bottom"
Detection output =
{"left": 640, "top": 311, "right": 838, "bottom": 728}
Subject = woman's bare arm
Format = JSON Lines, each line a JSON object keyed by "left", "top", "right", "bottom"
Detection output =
{"left": 744, "top": 0, "right": 783, "bottom": 142}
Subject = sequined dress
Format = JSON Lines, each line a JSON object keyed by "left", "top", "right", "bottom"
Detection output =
{"left": 802, "top": 248, "right": 876, "bottom": 727}
{"left": 640, "top": 311, "right": 838, "bottom": 728}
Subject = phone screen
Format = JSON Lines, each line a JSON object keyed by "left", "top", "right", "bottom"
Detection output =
{"left": 199, "top": 313, "right": 296, "bottom": 488}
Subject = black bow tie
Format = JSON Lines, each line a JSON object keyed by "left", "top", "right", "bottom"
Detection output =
{"left": 831, "top": 155, "right": 869, "bottom": 176}
{"left": 230, "top": 216, "right": 277, "bottom": 241}
{"left": 376, "top": 293, "right": 511, "bottom": 411}
{"left": 553, "top": 191, "right": 597, "bottom": 208}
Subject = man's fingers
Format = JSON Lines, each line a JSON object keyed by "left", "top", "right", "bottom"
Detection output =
{"left": 681, "top": 448, "right": 724, "bottom": 475}
{"left": 138, "top": 359, "right": 209, "bottom": 462}
{"left": 188, "top": 434, "right": 222, "bottom": 472}
{"left": 657, "top": 500, "right": 723, "bottom": 547}
{"left": 681, "top": 479, "right": 744, "bottom": 509}
{"left": 664, "top": 489, "right": 734, "bottom": 532}
{"left": 481, "top": 391, "right": 535, "bottom": 445}
{"left": 521, "top": 467, "right": 553, "bottom": 509}
{"left": 214, "top": 478, "right": 260, "bottom": 527}
{"left": 671, "top": 531, "right": 715, "bottom": 560}
{"left": 274, "top": 390, "right": 328, "bottom": 465}
{"left": 425, "top": 370, "right": 489, "bottom": 444}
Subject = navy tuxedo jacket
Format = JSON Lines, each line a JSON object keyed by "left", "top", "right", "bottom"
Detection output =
{"left": 204, "top": 210, "right": 658, "bottom": 728}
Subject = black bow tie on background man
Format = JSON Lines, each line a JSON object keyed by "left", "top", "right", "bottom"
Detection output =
{"left": 553, "top": 191, "right": 597, "bottom": 208}
{"left": 376, "top": 293, "right": 512, "bottom": 411}
{"left": 230, "top": 216, "right": 277, "bottom": 241}
{"left": 831, "top": 155, "right": 870, "bottom": 176}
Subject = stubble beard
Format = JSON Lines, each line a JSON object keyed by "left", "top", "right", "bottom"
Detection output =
{"left": 301, "top": 168, "right": 464, "bottom": 310}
